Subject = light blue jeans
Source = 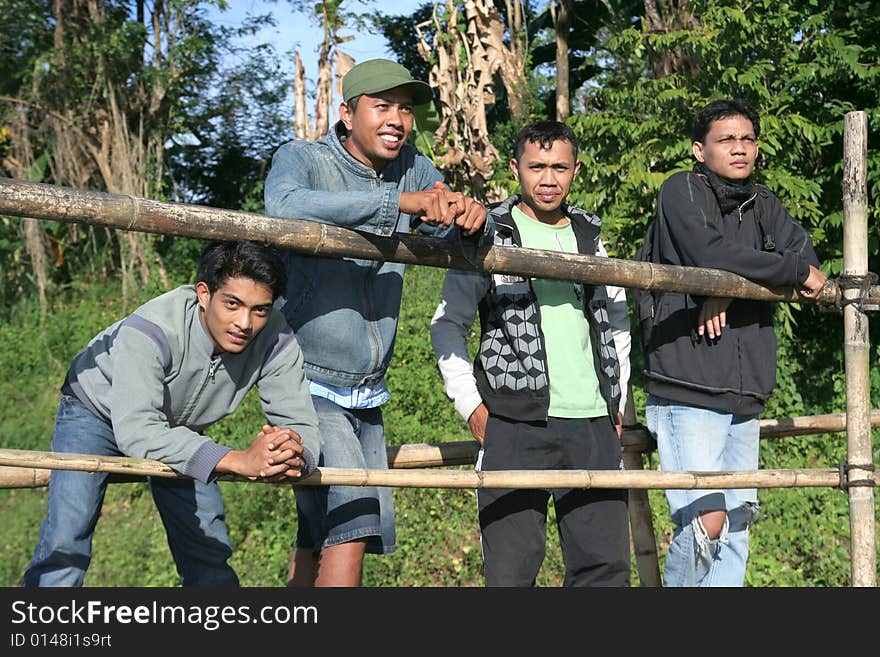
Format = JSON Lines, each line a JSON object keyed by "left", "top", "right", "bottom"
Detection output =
{"left": 294, "top": 395, "right": 396, "bottom": 555}
{"left": 23, "top": 395, "right": 239, "bottom": 587}
{"left": 646, "top": 395, "right": 760, "bottom": 587}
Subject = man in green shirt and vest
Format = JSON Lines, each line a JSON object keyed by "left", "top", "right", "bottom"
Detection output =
{"left": 430, "top": 120, "right": 631, "bottom": 586}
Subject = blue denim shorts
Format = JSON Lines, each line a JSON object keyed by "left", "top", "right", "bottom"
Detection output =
{"left": 294, "top": 395, "right": 396, "bottom": 555}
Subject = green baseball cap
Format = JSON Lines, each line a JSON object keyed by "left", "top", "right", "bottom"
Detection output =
{"left": 342, "top": 58, "right": 433, "bottom": 106}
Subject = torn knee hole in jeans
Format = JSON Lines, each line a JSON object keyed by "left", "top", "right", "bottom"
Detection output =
{"left": 693, "top": 513, "right": 729, "bottom": 549}
{"left": 694, "top": 502, "right": 760, "bottom": 547}
{"left": 729, "top": 501, "right": 761, "bottom": 531}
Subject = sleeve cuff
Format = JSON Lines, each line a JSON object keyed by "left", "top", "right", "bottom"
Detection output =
{"left": 300, "top": 446, "right": 318, "bottom": 477}
{"left": 455, "top": 392, "right": 483, "bottom": 425}
{"left": 381, "top": 184, "right": 401, "bottom": 236}
{"left": 187, "top": 441, "right": 233, "bottom": 484}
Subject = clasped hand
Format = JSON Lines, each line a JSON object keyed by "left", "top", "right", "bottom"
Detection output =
{"left": 399, "top": 181, "right": 487, "bottom": 236}
{"left": 240, "top": 425, "right": 305, "bottom": 482}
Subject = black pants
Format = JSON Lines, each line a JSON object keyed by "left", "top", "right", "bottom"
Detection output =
{"left": 477, "top": 414, "right": 630, "bottom": 587}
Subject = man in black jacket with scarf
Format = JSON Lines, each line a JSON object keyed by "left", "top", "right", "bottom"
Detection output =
{"left": 641, "top": 98, "right": 826, "bottom": 586}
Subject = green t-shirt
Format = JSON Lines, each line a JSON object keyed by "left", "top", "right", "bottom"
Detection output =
{"left": 511, "top": 205, "right": 606, "bottom": 418}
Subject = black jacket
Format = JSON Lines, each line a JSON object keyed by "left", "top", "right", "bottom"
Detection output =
{"left": 641, "top": 168, "right": 820, "bottom": 414}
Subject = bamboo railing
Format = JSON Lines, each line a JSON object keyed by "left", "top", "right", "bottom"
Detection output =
{"left": 2, "top": 410, "right": 877, "bottom": 488}
{"left": 841, "top": 112, "right": 876, "bottom": 586}
{"left": 0, "top": 111, "right": 875, "bottom": 587}
{"left": 0, "top": 177, "right": 877, "bottom": 308}
{"left": 1, "top": 446, "right": 877, "bottom": 490}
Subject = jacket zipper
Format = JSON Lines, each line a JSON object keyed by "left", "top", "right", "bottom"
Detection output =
{"left": 208, "top": 356, "right": 220, "bottom": 382}
{"left": 179, "top": 355, "right": 220, "bottom": 425}
{"left": 737, "top": 193, "right": 757, "bottom": 223}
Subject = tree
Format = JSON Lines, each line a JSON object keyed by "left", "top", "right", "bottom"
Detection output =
{"left": 527, "top": 0, "right": 642, "bottom": 122}
{"left": 394, "top": 0, "right": 538, "bottom": 201}
{"left": 567, "top": 0, "right": 880, "bottom": 584}
{"left": 0, "top": 1, "right": 234, "bottom": 309}
{"left": 290, "top": 0, "right": 357, "bottom": 141}
{"left": 551, "top": 0, "right": 573, "bottom": 121}
{"left": 570, "top": 0, "right": 880, "bottom": 262}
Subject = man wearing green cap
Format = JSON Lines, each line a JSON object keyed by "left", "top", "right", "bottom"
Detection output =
{"left": 264, "top": 58, "right": 492, "bottom": 586}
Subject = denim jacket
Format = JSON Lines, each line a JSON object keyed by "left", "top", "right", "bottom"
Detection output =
{"left": 264, "top": 122, "right": 493, "bottom": 389}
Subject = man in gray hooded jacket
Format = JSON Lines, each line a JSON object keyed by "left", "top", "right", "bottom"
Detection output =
{"left": 23, "top": 240, "right": 321, "bottom": 587}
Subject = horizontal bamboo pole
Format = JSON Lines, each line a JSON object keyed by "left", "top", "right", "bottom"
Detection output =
{"left": 1, "top": 410, "right": 877, "bottom": 489}
{"left": 756, "top": 409, "right": 880, "bottom": 438}
{"left": 2, "top": 177, "right": 873, "bottom": 305}
{"left": 300, "top": 466, "right": 879, "bottom": 490}
{"left": 386, "top": 409, "right": 880, "bottom": 467}
{"left": 0, "top": 448, "right": 877, "bottom": 490}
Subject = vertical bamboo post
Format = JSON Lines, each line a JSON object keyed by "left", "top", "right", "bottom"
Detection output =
{"left": 622, "top": 385, "right": 662, "bottom": 586}
{"left": 842, "top": 110, "right": 876, "bottom": 587}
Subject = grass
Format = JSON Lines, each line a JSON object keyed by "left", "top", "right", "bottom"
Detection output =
{"left": 0, "top": 267, "right": 877, "bottom": 587}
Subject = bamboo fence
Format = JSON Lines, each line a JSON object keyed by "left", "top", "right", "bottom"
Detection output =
{"left": 1, "top": 446, "right": 877, "bottom": 490}
{"left": 0, "top": 177, "right": 877, "bottom": 307}
{"left": 841, "top": 112, "right": 876, "bottom": 586}
{"left": 0, "top": 111, "right": 875, "bottom": 586}
{"left": 2, "top": 410, "right": 877, "bottom": 488}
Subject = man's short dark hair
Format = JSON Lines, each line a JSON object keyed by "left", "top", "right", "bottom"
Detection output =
{"left": 692, "top": 98, "right": 761, "bottom": 143}
{"left": 513, "top": 120, "right": 579, "bottom": 160}
{"left": 196, "top": 240, "right": 287, "bottom": 300}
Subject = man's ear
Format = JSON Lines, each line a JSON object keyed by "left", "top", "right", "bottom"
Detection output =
{"left": 339, "top": 101, "right": 353, "bottom": 131}
{"left": 692, "top": 140, "right": 705, "bottom": 162}
{"left": 509, "top": 158, "right": 520, "bottom": 182}
{"left": 195, "top": 281, "right": 211, "bottom": 310}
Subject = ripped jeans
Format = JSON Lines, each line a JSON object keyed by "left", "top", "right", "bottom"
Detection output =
{"left": 646, "top": 396, "right": 760, "bottom": 587}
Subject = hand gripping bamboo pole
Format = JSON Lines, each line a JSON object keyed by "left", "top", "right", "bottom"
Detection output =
{"left": 841, "top": 111, "right": 876, "bottom": 587}
{"left": 1, "top": 177, "right": 875, "bottom": 306}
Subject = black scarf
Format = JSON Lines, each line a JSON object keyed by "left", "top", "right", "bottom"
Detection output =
{"left": 693, "top": 161, "right": 756, "bottom": 215}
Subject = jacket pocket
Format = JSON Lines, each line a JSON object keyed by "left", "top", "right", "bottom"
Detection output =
{"left": 277, "top": 256, "right": 315, "bottom": 326}
{"left": 647, "top": 293, "right": 742, "bottom": 395}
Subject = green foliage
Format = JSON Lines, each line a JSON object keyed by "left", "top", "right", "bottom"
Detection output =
{"left": 570, "top": 0, "right": 880, "bottom": 264}
{"left": 1, "top": 0, "right": 878, "bottom": 588}
{"left": 568, "top": 0, "right": 880, "bottom": 586}
{"left": 0, "top": 1, "right": 280, "bottom": 312}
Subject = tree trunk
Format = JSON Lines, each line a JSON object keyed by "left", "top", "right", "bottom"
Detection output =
{"left": 292, "top": 3, "right": 356, "bottom": 142}
{"left": 642, "top": 0, "right": 699, "bottom": 78}
{"left": 417, "top": 0, "right": 534, "bottom": 201}
{"left": 312, "top": 14, "right": 334, "bottom": 141}
{"left": 294, "top": 52, "right": 309, "bottom": 140}
{"left": 553, "top": 0, "right": 572, "bottom": 121}
{"left": 22, "top": 218, "right": 49, "bottom": 316}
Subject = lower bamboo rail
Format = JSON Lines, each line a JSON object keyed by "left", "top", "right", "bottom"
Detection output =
{"left": 0, "top": 448, "right": 877, "bottom": 490}
{"left": 2, "top": 410, "right": 876, "bottom": 489}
